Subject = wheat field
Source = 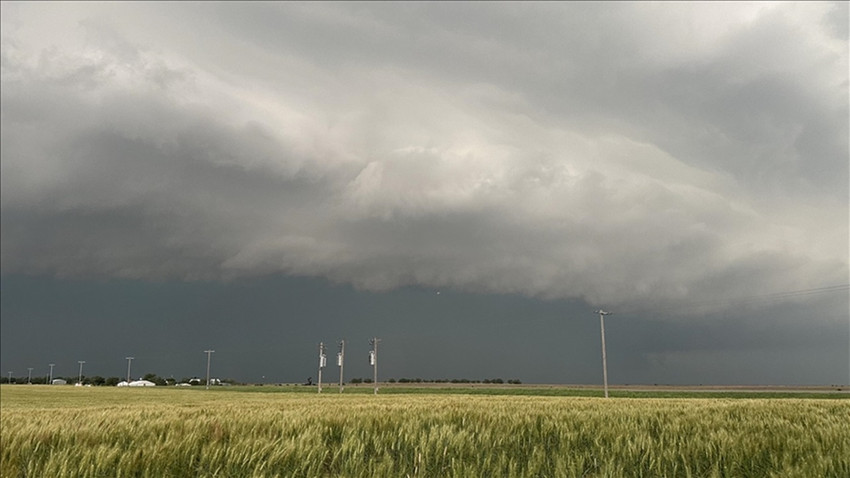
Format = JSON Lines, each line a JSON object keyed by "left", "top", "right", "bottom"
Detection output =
{"left": 1, "top": 385, "right": 848, "bottom": 477}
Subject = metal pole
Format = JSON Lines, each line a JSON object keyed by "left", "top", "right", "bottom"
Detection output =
{"left": 49, "top": 364, "right": 55, "bottom": 384}
{"left": 204, "top": 350, "right": 214, "bottom": 390}
{"left": 78, "top": 361, "right": 85, "bottom": 384}
{"left": 596, "top": 310, "right": 610, "bottom": 399}
{"left": 27, "top": 368, "right": 33, "bottom": 384}
{"left": 338, "top": 340, "right": 345, "bottom": 393}
{"left": 125, "top": 357, "right": 134, "bottom": 383}
{"left": 371, "top": 337, "right": 381, "bottom": 395}
{"left": 7, "top": 371, "right": 12, "bottom": 383}
{"left": 318, "top": 342, "right": 324, "bottom": 394}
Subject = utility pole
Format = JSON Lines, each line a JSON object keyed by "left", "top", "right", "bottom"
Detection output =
{"left": 317, "top": 342, "right": 327, "bottom": 394}
{"left": 204, "top": 350, "right": 214, "bottom": 390}
{"left": 78, "top": 361, "right": 86, "bottom": 385}
{"left": 48, "top": 364, "right": 55, "bottom": 385}
{"left": 7, "top": 371, "right": 12, "bottom": 383}
{"left": 125, "top": 357, "right": 134, "bottom": 383}
{"left": 369, "top": 337, "right": 381, "bottom": 395}
{"left": 338, "top": 340, "right": 345, "bottom": 393}
{"left": 27, "top": 368, "right": 33, "bottom": 384}
{"left": 595, "top": 310, "right": 611, "bottom": 399}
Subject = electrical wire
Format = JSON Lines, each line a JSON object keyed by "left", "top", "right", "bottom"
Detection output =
{"left": 617, "top": 283, "right": 849, "bottom": 317}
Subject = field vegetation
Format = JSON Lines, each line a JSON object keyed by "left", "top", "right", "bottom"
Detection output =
{"left": 2, "top": 385, "right": 848, "bottom": 477}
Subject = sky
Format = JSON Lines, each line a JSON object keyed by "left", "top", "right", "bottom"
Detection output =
{"left": 1, "top": 2, "right": 848, "bottom": 385}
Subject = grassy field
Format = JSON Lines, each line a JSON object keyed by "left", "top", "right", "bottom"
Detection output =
{"left": 2, "top": 386, "right": 848, "bottom": 477}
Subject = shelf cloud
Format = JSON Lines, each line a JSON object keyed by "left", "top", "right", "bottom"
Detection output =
{"left": 2, "top": 2, "right": 847, "bottom": 316}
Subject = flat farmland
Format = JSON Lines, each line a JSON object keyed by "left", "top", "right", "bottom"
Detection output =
{"left": 1, "top": 385, "right": 848, "bottom": 477}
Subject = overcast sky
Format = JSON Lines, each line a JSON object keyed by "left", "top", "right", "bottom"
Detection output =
{"left": 2, "top": 2, "right": 848, "bottom": 385}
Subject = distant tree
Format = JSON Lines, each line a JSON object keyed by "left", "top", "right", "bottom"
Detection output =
{"left": 350, "top": 378, "right": 363, "bottom": 384}
{"left": 388, "top": 378, "right": 396, "bottom": 383}
{"left": 142, "top": 373, "right": 167, "bottom": 386}
{"left": 89, "top": 376, "right": 106, "bottom": 386}
{"left": 105, "top": 377, "right": 120, "bottom": 387}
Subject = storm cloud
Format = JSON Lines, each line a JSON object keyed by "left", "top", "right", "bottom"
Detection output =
{"left": 1, "top": 2, "right": 847, "bottom": 384}
{"left": 3, "top": 2, "right": 845, "bottom": 307}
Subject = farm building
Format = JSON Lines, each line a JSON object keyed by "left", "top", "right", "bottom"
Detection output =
{"left": 117, "top": 380, "right": 156, "bottom": 387}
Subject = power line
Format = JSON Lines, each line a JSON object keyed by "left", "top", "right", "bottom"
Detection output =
{"left": 595, "top": 310, "right": 611, "bottom": 399}
{"left": 317, "top": 342, "right": 326, "bottom": 394}
{"left": 753, "top": 284, "right": 849, "bottom": 301}
{"left": 204, "top": 350, "right": 214, "bottom": 390}
{"left": 125, "top": 357, "right": 134, "bottom": 383}
{"left": 369, "top": 337, "right": 381, "bottom": 395}
{"left": 619, "top": 283, "right": 849, "bottom": 317}
{"left": 338, "top": 340, "right": 345, "bottom": 394}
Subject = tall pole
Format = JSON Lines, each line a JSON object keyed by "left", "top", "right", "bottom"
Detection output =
{"left": 318, "top": 342, "right": 326, "bottom": 394}
{"left": 338, "top": 340, "right": 345, "bottom": 393}
{"left": 49, "top": 364, "right": 55, "bottom": 384}
{"left": 78, "top": 361, "right": 86, "bottom": 384}
{"left": 204, "top": 350, "right": 214, "bottom": 390}
{"left": 27, "top": 368, "right": 33, "bottom": 384}
{"left": 7, "top": 371, "right": 12, "bottom": 383}
{"left": 370, "top": 337, "right": 381, "bottom": 395}
{"left": 125, "top": 357, "right": 134, "bottom": 383}
{"left": 595, "top": 310, "right": 611, "bottom": 399}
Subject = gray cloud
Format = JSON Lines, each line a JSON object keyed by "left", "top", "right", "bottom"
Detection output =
{"left": 2, "top": 2, "right": 847, "bottom": 320}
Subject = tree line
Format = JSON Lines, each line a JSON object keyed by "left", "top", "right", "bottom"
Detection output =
{"left": 1, "top": 374, "right": 237, "bottom": 386}
{"left": 351, "top": 377, "right": 522, "bottom": 384}
{"left": 3, "top": 375, "right": 520, "bottom": 385}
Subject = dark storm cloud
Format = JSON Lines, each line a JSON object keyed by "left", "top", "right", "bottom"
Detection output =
{"left": 1, "top": 2, "right": 847, "bottom": 318}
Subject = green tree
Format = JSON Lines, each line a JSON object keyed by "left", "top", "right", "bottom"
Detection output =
{"left": 143, "top": 373, "right": 167, "bottom": 386}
